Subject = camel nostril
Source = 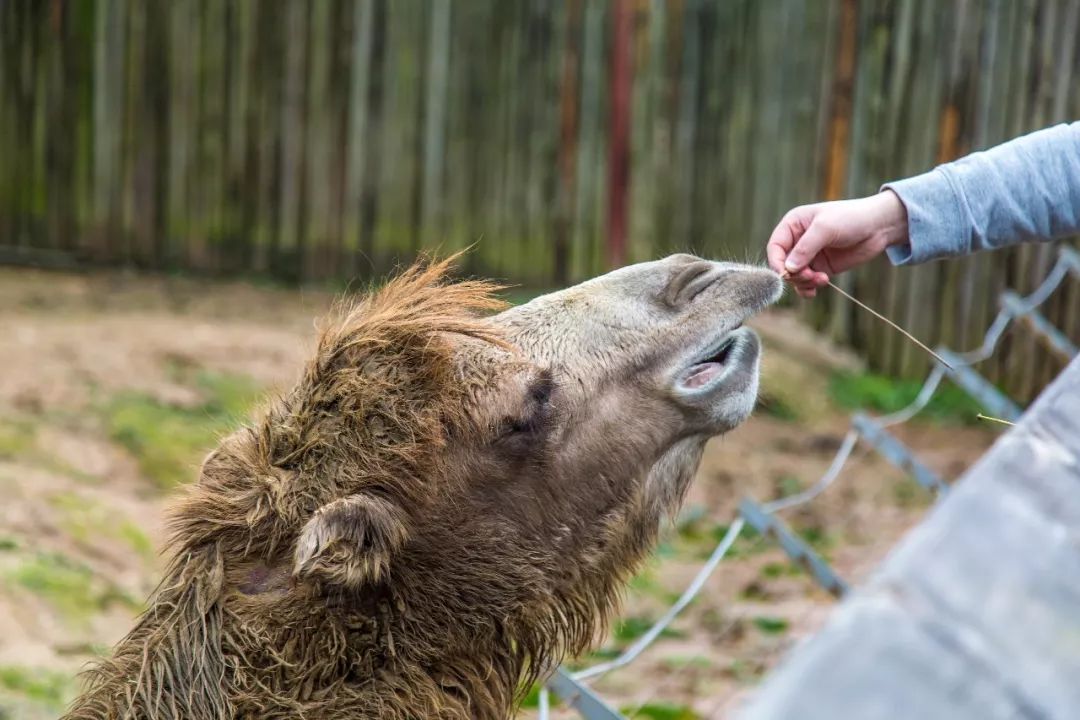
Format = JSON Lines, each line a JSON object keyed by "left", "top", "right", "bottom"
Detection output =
{"left": 664, "top": 261, "right": 727, "bottom": 307}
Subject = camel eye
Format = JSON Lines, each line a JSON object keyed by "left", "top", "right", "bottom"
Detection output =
{"left": 528, "top": 371, "right": 554, "bottom": 405}
{"left": 494, "top": 373, "right": 556, "bottom": 446}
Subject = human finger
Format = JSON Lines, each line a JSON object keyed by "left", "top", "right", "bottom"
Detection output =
{"left": 766, "top": 223, "right": 796, "bottom": 275}
{"left": 766, "top": 207, "right": 814, "bottom": 275}
{"left": 784, "top": 221, "right": 835, "bottom": 274}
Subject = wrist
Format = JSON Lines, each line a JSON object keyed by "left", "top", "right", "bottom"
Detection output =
{"left": 874, "top": 189, "right": 909, "bottom": 248}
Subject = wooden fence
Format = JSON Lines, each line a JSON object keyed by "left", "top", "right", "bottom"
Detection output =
{"left": 1, "top": 0, "right": 1078, "bottom": 398}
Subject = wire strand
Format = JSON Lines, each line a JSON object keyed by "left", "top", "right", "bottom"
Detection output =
{"left": 825, "top": 280, "right": 953, "bottom": 369}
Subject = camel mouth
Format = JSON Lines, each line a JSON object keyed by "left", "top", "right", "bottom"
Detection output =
{"left": 674, "top": 326, "right": 759, "bottom": 396}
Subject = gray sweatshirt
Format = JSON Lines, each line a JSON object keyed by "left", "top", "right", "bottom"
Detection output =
{"left": 882, "top": 122, "right": 1080, "bottom": 265}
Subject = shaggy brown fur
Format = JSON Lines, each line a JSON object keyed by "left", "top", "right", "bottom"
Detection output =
{"left": 63, "top": 255, "right": 777, "bottom": 719}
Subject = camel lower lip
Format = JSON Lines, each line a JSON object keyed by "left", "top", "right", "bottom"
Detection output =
{"left": 675, "top": 327, "right": 754, "bottom": 394}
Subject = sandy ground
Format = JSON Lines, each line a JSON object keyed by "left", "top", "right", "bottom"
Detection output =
{"left": 0, "top": 267, "right": 997, "bottom": 719}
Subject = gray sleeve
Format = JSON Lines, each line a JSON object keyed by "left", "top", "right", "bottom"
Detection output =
{"left": 881, "top": 121, "right": 1080, "bottom": 265}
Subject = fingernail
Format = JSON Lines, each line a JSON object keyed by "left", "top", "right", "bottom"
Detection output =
{"left": 784, "top": 258, "right": 799, "bottom": 272}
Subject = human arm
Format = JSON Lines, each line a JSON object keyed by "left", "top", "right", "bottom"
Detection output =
{"left": 768, "top": 122, "right": 1080, "bottom": 297}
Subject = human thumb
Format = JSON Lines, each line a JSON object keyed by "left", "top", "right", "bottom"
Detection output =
{"left": 784, "top": 221, "right": 832, "bottom": 273}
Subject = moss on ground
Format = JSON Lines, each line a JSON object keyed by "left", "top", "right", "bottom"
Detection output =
{"left": 7, "top": 552, "right": 139, "bottom": 622}
{"left": 47, "top": 492, "right": 156, "bottom": 561}
{"left": 828, "top": 370, "right": 984, "bottom": 424}
{"left": 0, "top": 665, "right": 77, "bottom": 717}
{"left": 625, "top": 701, "right": 702, "bottom": 719}
{"left": 103, "top": 369, "right": 262, "bottom": 489}
{"left": 0, "top": 665, "right": 72, "bottom": 705}
{"left": 0, "top": 418, "right": 36, "bottom": 459}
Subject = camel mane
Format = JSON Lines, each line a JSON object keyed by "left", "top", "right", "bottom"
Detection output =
{"left": 64, "top": 258, "right": 542, "bottom": 720}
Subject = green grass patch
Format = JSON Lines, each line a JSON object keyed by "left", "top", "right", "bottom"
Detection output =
{"left": 192, "top": 370, "right": 263, "bottom": 418}
{"left": 675, "top": 513, "right": 767, "bottom": 561}
{"left": 103, "top": 370, "right": 262, "bottom": 489}
{"left": 0, "top": 536, "right": 18, "bottom": 552}
{"left": 760, "top": 561, "right": 800, "bottom": 579}
{"left": 613, "top": 615, "right": 685, "bottom": 644}
{"left": 776, "top": 474, "right": 803, "bottom": 498}
{"left": 728, "top": 658, "right": 766, "bottom": 684}
{"left": 796, "top": 526, "right": 834, "bottom": 553}
{"left": 117, "top": 521, "right": 155, "bottom": 559}
{"left": 518, "top": 683, "right": 542, "bottom": 709}
{"left": 709, "top": 523, "right": 765, "bottom": 560}
{"left": 625, "top": 701, "right": 702, "bottom": 720}
{"left": 752, "top": 616, "right": 790, "bottom": 635}
{"left": 0, "top": 418, "right": 36, "bottom": 459}
{"left": 739, "top": 580, "right": 772, "bottom": 601}
{"left": 660, "top": 655, "right": 714, "bottom": 672}
{"left": 47, "top": 492, "right": 156, "bottom": 561}
{"left": 627, "top": 566, "right": 667, "bottom": 598}
{"left": 0, "top": 665, "right": 75, "bottom": 711}
{"left": 892, "top": 476, "right": 932, "bottom": 508}
{"left": 8, "top": 552, "right": 138, "bottom": 621}
{"left": 829, "top": 371, "right": 983, "bottom": 424}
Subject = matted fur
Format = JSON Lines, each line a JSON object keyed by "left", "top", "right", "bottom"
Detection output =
{"left": 63, "top": 259, "right": 538, "bottom": 719}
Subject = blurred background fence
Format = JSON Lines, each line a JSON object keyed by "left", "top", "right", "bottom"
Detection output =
{"left": 1, "top": 0, "right": 1078, "bottom": 398}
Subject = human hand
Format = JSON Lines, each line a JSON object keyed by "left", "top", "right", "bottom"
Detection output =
{"left": 766, "top": 190, "right": 909, "bottom": 298}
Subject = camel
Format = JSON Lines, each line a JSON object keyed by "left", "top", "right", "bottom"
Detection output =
{"left": 63, "top": 254, "right": 782, "bottom": 720}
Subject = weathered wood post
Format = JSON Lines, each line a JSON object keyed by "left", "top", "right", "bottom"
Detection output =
{"left": 741, "top": 357, "right": 1080, "bottom": 719}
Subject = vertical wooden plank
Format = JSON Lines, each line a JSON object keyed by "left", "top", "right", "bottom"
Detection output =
{"left": 571, "top": 0, "right": 605, "bottom": 279}
{"left": 672, "top": 0, "right": 700, "bottom": 253}
{"left": 995, "top": 0, "right": 1037, "bottom": 398}
{"left": 421, "top": 0, "right": 452, "bottom": 249}
{"left": 1017, "top": 0, "right": 1062, "bottom": 397}
{"left": 1038, "top": 0, "right": 1080, "bottom": 392}
{"left": 896, "top": 0, "right": 948, "bottom": 378}
{"left": 930, "top": 0, "right": 976, "bottom": 369}
{"left": 166, "top": 0, "right": 192, "bottom": 268}
{"left": 93, "top": 0, "right": 125, "bottom": 260}
{"left": 649, "top": 0, "right": 683, "bottom": 257}
{"left": 303, "top": 0, "right": 334, "bottom": 281}
{"left": 200, "top": 0, "right": 228, "bottom": 272}
{"left": 605, "top": 0, "right": 632, "bottom": 269}
{"left": 554, "top": 0, "right": 582, "bottom": 284}
{"left": 718, "top": 1, "right": 752, "bottom": 259}
{"left": 327, "top": 0, "right": 351, "bottom": 283}
{"left": 957, "top": 0, "right": 1000, "bottom": 356}
{"left": 982, "top": 0, "right": 1020, "bottom": 387}
{"left": 522, "top": 1, "right": 559, "bottom": 285}
{"left": 123, "top": 0, "right": 150, "bottom": 266}
{"left": 627, "top": 0, "right": 662, "bottom": 266}
{"left": 278, "top": 0, "right": 309, "bottom": 281}
{"left": 0, "top": 2, "right": 10, "bottom": 246}
{"left": 44, "top": 1, "right": 78, "bottom": 254}
{"left": 344, "top": 0, "right": 375, "bottom": 275}
{"left": 820, "top": 0, "right": 859, "bottom": 342}
{"left": 1058, "top": 0, "right": 1080, "bottom": 382}
{"left": 844, "top": 0, "right": 887, "bottom": 362}
{"left": 225, "top": 0, "right": 254, "bottom": 273}
{"left": 251, "top": 1, "right": 277, "bottom": 274}
{"left": 407, "top": 0, "right": 428, "bottom": 257}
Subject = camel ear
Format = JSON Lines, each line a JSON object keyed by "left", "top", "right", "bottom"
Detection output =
{"left": 293, "top": 494, "right": 408, "bottom": 588}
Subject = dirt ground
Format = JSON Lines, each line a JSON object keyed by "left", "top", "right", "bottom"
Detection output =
{"left": 0, "top": 267, "right": 998, "bottom": 719}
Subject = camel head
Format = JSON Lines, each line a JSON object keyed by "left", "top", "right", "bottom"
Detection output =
{"left": 64, "top": 254, "right": 781, "bottom": 720}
